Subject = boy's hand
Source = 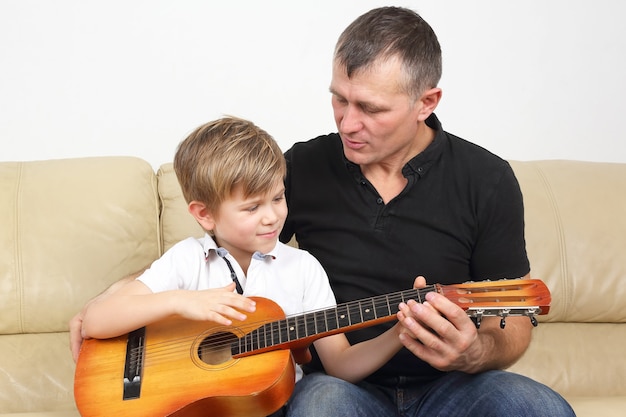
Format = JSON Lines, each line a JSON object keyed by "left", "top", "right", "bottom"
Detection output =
{"left": 172, "top": 282, "right": 256, "bottom": 326}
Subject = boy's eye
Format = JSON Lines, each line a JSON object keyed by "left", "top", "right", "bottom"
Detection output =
{"left": 273, "top": 195, "right": 285, "bottom": 203}
{"left": 247, "top": 205, "right": 259, "bottom": 212}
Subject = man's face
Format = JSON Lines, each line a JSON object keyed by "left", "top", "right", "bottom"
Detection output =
{"left": 329, "top": 57, "right": 427, "bottom": 169}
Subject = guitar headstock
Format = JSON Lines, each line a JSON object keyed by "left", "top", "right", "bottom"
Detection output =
{"left": 439, "top": 279, "right": 551, "bottom": 329}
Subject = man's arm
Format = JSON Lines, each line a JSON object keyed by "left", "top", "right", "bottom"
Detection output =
{"left": 397, "top": 273, "right": 533, "bottom": 373}
{"left": 69, "top": 271, "right": 144, "bottom": 362}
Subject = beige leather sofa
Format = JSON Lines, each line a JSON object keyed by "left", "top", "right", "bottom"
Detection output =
{"left": 1, "top": 157, "right": 624, "bottom": 416}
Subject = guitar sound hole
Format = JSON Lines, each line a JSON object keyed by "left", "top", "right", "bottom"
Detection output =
{"left": 198, "top": 331, "right": 238, "bottom": 365}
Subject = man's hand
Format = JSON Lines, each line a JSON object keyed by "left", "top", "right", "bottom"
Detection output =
{"left": 397, "top": 278, "right": 533, "bottom": 373}
{"left": 397, "top": 291, "right": 481, "bottom": 372}
{"left": 69, "top": 309, "right": 88, "bottom": 362}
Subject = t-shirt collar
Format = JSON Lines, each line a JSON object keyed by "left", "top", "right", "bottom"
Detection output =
{"left": 202, "top": 233, "right": 278, "bottom": 261}
{"left": 342, "top": 113, "right": 446, "bottom": 179}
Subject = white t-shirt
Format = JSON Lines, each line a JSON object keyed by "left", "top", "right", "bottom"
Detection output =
{"left": 137, "top": 234, "right": 336, "bottom": 382}
{"left": 137, "top": 234, "right": 336, "bottom": 316}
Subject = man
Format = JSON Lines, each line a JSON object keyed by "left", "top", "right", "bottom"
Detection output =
{"left": 278, "top": 6, "right": 574, "bottom": 417}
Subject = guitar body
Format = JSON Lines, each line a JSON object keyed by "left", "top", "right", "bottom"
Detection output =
{"left": 74, "top": 297, "right": 295, "bottom": 417}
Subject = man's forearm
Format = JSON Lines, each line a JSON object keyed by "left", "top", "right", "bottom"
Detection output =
{"left": 470, "top": 316, "right": 533, "bottom": 373}
{"left": 70, "top": 269, "right": 146, "bottom": 362}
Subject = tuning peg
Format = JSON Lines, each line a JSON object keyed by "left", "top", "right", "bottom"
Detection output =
{"left": 529, "top": 315, "right": 538, "bottom": 327}
{"left": 470, "top": 310, "right": 484, "bottom": 329}
{"left": 499, "top": 309, "right": 510, "bottom": 329}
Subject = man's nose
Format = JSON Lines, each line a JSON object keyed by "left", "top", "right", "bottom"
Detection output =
{"left": 338, "top": 105, "right": 363, "bottom": 133}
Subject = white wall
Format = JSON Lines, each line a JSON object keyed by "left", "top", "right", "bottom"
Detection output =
{"left": 2, "top": 0, "right": 625, "bottom": 169}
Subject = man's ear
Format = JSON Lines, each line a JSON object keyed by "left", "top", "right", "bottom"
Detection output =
{"left": 416, "top": 87, "right": 442, "bottom": 122}
{"left": 188, "top": 200, "right": 216, "bottom": 232}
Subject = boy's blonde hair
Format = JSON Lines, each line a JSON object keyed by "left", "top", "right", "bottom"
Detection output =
{"left": 173, "top": 116, "right": 286, "bottom": 213}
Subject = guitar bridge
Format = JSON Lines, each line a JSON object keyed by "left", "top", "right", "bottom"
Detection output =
{"left": 123, "top": 327, "right": 146, "bottom": 400}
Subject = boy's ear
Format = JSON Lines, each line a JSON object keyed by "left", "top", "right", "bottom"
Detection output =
{"left": 416, "top": 87, "right": 442, "bottom": 122}
{"left": 188, "top": 201, "right": 216, "bottom": 232}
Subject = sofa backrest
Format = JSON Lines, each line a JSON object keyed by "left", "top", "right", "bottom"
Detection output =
{"left": 0, "top": 157, "right": 163, "bottom": 335}
{"left": 508, "top": 160, "right": 626, "bottom": 397}
{"left": 157, "top": 162, "right": 204, "bottom": 251}
{"left": 0, "top": 157, "right": 163, "bottom": 412}
{"left": 509, "top": 160, "right": 626, "bottom": 324}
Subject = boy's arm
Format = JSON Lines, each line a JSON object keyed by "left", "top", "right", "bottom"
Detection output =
{"left": 80, "top": 279, "right": 256, "bottom": 340}
{"left": 312, "top": 276, "right": 427, "bottom": 383}
{"left": 313, "top": 323, "right": 404, "bottom": 383}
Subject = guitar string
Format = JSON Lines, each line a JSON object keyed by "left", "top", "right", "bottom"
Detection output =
{"left": 125, "top": 284, "right": 537, "bottom": 363}
{"left": 120, "top": 282, "right": 541, "bottom": 366}
{"left": 120, "top": 287, "right": 435, "bottom": 366}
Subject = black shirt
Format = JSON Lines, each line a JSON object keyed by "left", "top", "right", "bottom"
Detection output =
{"left": 280, "top": 113, "right": 530, "bottom": 383}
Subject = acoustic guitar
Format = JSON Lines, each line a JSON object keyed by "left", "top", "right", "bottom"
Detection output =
{"left": 74, "top": 278, "right": 551, "bottom": 417}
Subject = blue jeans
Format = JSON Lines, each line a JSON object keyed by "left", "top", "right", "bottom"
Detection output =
{"left": 285, "top": 371, "right": 576, "bottom": 417}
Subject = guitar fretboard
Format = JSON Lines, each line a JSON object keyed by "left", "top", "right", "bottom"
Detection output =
{"left": 231, "top": 285, "right": 436, "bottom": 355}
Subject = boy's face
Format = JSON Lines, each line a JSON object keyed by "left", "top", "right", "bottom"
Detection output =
{"left": 211, "top": 179, "right": 287, "bottom": 261}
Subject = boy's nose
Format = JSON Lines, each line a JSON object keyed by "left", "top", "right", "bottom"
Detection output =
{"left": 262, "top": 208, "right": 279, "bottom": 224}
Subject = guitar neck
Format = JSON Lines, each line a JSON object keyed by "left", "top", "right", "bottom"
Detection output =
{"left": 232, "top": 286, "right": 435, "bottom": 357}
{"left": 231, "top": 278, "right": 551, "bottom": 358}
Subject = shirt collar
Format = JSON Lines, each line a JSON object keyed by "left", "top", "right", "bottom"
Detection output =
{"left": 403, "top": 113, "right": 446, "bottom": 178}
{"left": 343, "top": 113, "right": 446, "bottom": 180}
{"left": 202, "top": 233, "right": 278, "bottom": 261}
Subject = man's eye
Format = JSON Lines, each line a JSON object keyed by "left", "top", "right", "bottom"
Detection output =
{"left": 333, "top": 96, "right": 348, "bottom": 105}
{"left": 362, "top": 105, "right": 380, "bottom": 114}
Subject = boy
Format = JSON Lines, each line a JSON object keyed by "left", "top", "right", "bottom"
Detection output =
{"left": 81, "top": 116, "right": 413, "bottom": 389}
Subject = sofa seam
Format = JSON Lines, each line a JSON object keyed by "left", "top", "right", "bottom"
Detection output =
{"left": 533, "top": 162, "right": 571, "bottom": 318}
{"left": 155, "top": 167, "right": 165, "bottom": 257}
{"left": 155, "top": 171, "right": 164, "bottom": 257}
{"left": 14, "top": 162, "right": 25, "bottom": 333}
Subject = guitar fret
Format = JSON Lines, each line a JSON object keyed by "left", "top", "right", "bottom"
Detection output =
{"left": 260, "top": 323, "right": 269, "bottom": 349}
{"left": 236, "top": 286, "right": 437, "bottom": 354}
{"left": 347, "top": 301, "right": 360, "bottom": 326}
{"left": 373, "top": 295, "right": 390, "bottom": 318}
{"left": 271, "top": 321, "right": 276, "bottom": 346}
{"left": 326, "top": 305, "right": 338, "bottom": 331}
{"left": 253, "top": 326, "right": 260, "bottom": 351}
{"left": 304, "top": 311, "right": 315, "bottom": 337}
{"left": 314, "top": 310, "right": 325, "bottom": 335}
{"left": 337, "top": 303, "right": 350, "bottom": 328}
{"left": 383, "top": 295, "right": 388, "bottom": 316}
{"left": 286, "top": 316, "right": 297, "bottom": 341}
{"left": 249, "top": 328, "right": 256, "bottom": 352}
{"left": 278, "top": 317, "right": 288, "bottom": 344}
{"left": 242, "top": 332, "right": 250, "bottom": 353}
{"left": 361, "top": 298, "right": 376, "bottom": 322}
{"left": 416, "top": 288, "right": 423, "bottom": 304}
